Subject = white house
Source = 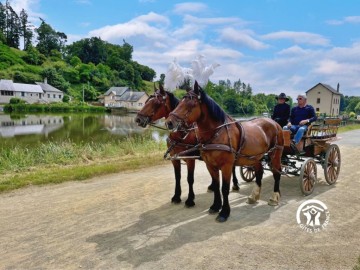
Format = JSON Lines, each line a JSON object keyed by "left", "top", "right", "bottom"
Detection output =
{"left": 0, "top": 79, "right": 64, "bottom": 104}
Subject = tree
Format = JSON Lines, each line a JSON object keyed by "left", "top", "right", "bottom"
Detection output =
{"left": 5, "top": 1, "right": 21, "bottom": 48}
{"left": 35, "top": 18, "right": 67, "bottom": 56}
{"left": 19, "top": 8, "right": 33, "bottom": 50}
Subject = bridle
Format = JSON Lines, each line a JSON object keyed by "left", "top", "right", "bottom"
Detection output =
{"left": 137, "top": 91, "right": 171, "bottom": 129}
{"left": 168, "top": 91, "right": 201, "bottom": 132}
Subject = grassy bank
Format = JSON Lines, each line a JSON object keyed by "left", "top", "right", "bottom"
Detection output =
{"left": 0, "top": 135, "right": 167, "bottom": 193}
{"left": 1, "top": 124, "right": 359, "bottom": 193}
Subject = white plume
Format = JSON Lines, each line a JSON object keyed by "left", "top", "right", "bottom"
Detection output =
{"left": 164, "top": 55, "right": 220, "bottom": 92}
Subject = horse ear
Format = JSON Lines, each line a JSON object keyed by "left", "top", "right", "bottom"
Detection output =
{"left": 194, "top": 81, "right": 201, "bottom": 99}
{"left": 159, "top": 83, "right": 165, "bottom": 95}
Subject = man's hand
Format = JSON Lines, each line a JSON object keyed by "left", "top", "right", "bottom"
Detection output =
{"left": 299, "top": 119, "right": 308, "bottom": 126}
{"left": 287, "top": 122, "right": 291, "bottom": 128}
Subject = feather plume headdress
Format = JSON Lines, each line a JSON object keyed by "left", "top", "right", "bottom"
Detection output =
{"left": 164, "top": 55, "right": 220, "bottom": 92}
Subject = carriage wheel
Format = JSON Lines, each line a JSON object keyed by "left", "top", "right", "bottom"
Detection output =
{"left": 324, "top": 144, "right": 341, "bottom": 185}
{"left": 299, "top": 158, "right": 317, "bottom": 195}
{"left": 240, "top": 166, "right": 255, "bottom": 182}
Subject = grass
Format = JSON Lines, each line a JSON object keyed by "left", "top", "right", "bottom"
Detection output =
{"left": 338, "top": 124, "right": 360, "bottom": 133}
{"left": 0, "top": 135, "right": 167, "bottom": 193}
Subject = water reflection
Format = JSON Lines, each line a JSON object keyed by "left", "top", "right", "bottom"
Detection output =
{"left": 0, "top": 114, "right": 64, "bottom": 138}
{"left": 0, "top": 113, "right": 168, "bottom": 148}
{"left": 99, "top": 114, "right": 144, "bottom": 136}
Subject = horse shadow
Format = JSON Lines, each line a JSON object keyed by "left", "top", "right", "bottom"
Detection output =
{"left": 87, "top": 171, "right": 335, "bottom": 268}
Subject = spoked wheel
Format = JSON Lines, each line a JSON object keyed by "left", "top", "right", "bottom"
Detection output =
{"left": 240, "top": 166, "right": 255, "bottom": 182}
{"left": 324, "top": 144, "right": 341, "bottom": 185}
{"left": 299, "top": 158, "right": 317, "bottom": 195}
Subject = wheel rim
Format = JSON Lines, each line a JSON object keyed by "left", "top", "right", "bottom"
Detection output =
{"left": 299, "top": 159, "right": 317, "bottom": 195}
{"left": 240, "top": 166, "right": 255, "bottom": 182}
{"left": 324, "top": 144, "right": 341, "bottom": 184}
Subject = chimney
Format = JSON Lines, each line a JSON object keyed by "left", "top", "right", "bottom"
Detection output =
{"left": 337, "top": 83, "right": 339, "bottom": 92}
{"left": 44, "top": 77, "right": 48, "bottom": 84}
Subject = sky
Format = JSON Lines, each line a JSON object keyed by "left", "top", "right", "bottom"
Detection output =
{"left": 8, "top": 0, "right": 360, "bottom": 99}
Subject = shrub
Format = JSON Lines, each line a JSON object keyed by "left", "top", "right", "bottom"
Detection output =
{"left": 9, "top": 97, "right": 25, "bottom": 104}
{"left": 349, "top": 112, "right": 356, "bottom": 119}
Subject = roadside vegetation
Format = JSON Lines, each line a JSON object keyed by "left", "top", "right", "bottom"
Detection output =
{"left": 0, "top": 134, "right": 167, "bottom": 193}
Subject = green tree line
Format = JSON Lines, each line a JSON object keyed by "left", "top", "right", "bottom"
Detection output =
{"left": 0, "top": 0, "right": 156, "bottom": 101}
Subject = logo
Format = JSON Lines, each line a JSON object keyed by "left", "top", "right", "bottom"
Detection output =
{"left": 296, "top": 199, "right": 330, "bottom": 233}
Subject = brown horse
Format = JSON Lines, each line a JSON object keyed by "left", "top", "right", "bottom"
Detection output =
{"left": 135, "top": 84, "right": 240, "bottom": 207}
{"left": 165, "top": 81, "right": 284, "bottom": 222}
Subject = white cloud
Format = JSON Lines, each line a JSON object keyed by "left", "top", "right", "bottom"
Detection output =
{"left": 173, "top": 2, "right": 208, "bottom": 14}
{"left": 327, "top": 16, "right": 360, "bottom": 25}
{"left": 262, "top": 31, "right": 330, "bottom": 46}
{"left": 183, "top": 14, "right": 246, "bottom": 26}
{"left": 88, "top": 12, "right": 170, "bottom": 43}
{"left": 9, "top": 0, "right": 43, "bottom": 23}
{"left": 220, "top": 28, "right": 269, "bottom": 50}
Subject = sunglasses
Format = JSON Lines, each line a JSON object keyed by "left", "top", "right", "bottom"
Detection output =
{"left": 297, "top": 98, "right": 303, "bottom": 100}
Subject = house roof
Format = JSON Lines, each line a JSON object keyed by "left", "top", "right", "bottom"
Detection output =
{"left": 0, "top": 80, "right": 15, "bottom": 91}
{"left": 0, "top": 79, "right": 43, "bottom": 93}
{"left": 104, "top": 87, "right": 130, "bottom": 96}
{"left": 35, "top": 82, "right": 63, "bottom": 93}
{"left": 306, "top": 83, "right": 342, "bottom": 95}
{"left": 117, "top": 91, "right": 148, "bottom": 102}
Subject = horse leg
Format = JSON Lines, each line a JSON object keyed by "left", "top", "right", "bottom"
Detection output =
{"left": 217, "top": 163, "right": 233, "bottom": 222}
{"left": 268, "top": 146, "right": 283, "bottom": 206}
{"left": 247, "top": 162, "right": 263, "bottom": 204}
{"left": 185, "top": 159, "right": 195, "bottom": 208}
{"left": 206, "top": 164, "right": 222, "bottom": 214}
{"left": 171, "top": 160, "right": 182, "bottom": 204}
{"left": 232, "top": 166, "right": 240, "bottom": 191}
{"left": 207, "top": 179, "right": 216, "bottom": 192}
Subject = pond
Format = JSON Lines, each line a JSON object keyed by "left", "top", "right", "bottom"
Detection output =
{"left": 0, "top": 113, "right": 168, "bottom": 148}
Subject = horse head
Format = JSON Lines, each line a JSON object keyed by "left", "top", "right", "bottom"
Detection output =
{"left": 165, "top": 81, "right": 203, "bottom": 131}
{"left": 135, "top": 84, "right": 178, "bottom": 127}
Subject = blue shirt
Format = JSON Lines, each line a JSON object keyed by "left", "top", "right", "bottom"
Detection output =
{"left": 290, "top": 105, "right": 317, "bottom": 125}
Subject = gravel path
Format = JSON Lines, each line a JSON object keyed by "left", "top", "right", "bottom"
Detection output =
{"left": 0, "top": 130, "right": 359, "bottom": 270}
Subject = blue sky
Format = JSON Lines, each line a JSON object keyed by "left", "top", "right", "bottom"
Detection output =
{"left": 9, "top": 0, "right": 360, "bottom": 98}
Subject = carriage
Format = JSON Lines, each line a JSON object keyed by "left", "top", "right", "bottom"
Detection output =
{"left": 239, "top": 118, "right": 342, "bottom": 195}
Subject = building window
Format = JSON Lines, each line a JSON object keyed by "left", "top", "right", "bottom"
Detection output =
{"left": 316, "top": 108, "right": 320, "bottom": 112}
{"left": 59, "top": 95, "right": 61, "bottom": 99}
{"left": 30, "top": 94, "right": 32, "bottom": 96}
{"left": 138, "top": 102, "right": 143, "bottom": 106}
{"left": 1, "top": 90, "right": 14, "bottom": 96}
{"left": 48, "top": 94, "right": 50, "bottom": 98}
{"left": 317, "top": 98, "right": 320, "bottom": 104}
{"left": 318, "top": 92, "right": 321, "bottom": 94}
{"left": 21, "top": 92, "right": 25, "bottom": 97}
{"left": 53, "top": 94, "right": 56, "bottom": 98}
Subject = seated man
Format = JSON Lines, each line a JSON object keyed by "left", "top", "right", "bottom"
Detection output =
{"left": 284, "top": 94, "right": 317, "bottom": 152}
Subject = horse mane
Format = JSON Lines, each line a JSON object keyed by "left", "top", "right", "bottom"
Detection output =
{"left": 200, "top": 89, "right": 226, "bottom": 123}
{"left": 166, "top": 91, "right": 179, "bottom": 110}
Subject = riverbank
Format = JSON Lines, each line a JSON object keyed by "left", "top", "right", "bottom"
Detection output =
{"left": 1, "top": 124, "right": 359, "bottom": 193}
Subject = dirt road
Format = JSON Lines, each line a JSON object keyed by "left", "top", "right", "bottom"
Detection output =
{"left": 1, "top": 130, "right": 360, "bottom": 270}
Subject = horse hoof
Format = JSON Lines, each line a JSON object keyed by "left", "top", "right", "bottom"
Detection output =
{"left": 216, "top": 215, "right": 228, "bottom": 223}
{"left": 247, "top": 197, "right": 258, "bottom": 204}
{"left": 268, "top": 192, "right": 280, "bottom": 206}
{"left": 185, "top": 200, "right": 195, "bottom": 208}
{"left": 171, "top": 197, "right": 181, "bottom": 204}
{"left": 268, "top": 200, "right": 278, "bottom": 206}
{"left": 232, "top": 185, "right": 240, "bottom": 191}
{"left": 208, "top": 208, "right": 220, "bottom": 214}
